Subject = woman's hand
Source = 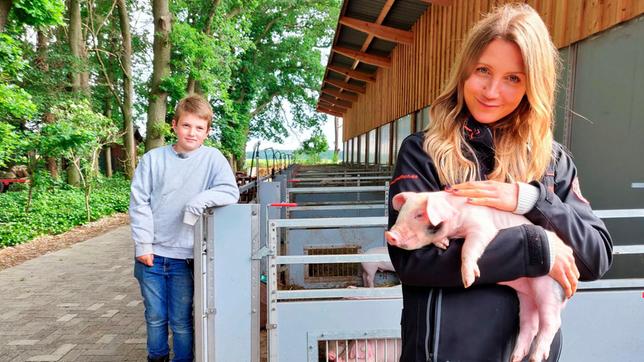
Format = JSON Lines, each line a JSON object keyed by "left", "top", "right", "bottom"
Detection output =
{"left": 545, "top": 230, "right": 580, "bottom": 298}
{"left": 447, "top": 180, "right": 518, "bottom": 212}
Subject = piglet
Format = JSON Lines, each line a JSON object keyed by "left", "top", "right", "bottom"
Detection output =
{"left": 385, "top": 191, "right": 567, "bottom": 362}
{"left": 327, "top": 338, "right": 401, "bottom": 362}
{"left": 344, "top": 338, "right": 401, "bottom": 362}
{"left": 361, "top": 247, "right": 395, "bottom": 288}
{"left": 326, "top": 340, "right": 349, "bottom": 361}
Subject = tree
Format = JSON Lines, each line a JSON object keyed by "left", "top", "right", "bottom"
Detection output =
{"left": 0, "top": 122, "right": 23, "bottom": 168}
{"left": 87, "top": 0, "right": 137, "bottom": 178}
{"left": 294, "top": 129, "right": 328, "bottom": 164}
{"left": 115, "top": 0, "right": 135, "bottom": 178}
{"left": 220, "top": 0, "right": 340, "bottom": 165}
{"left": 0, "top": 0, "right": 11, "bottom": 32}
{"left": 41, "top": 100, "right": 120, "bottom": 221}
{"left": 1, "top": 0, "right": 64, "bottom": 32}
{"left": 0, "top": 33, "right": 37, "bottom": 126}
{"left": 67, "top": 0, "right": 89, "bottom": 95}
{"left": 145, "top": 0, "right": 171, "bottom": 151}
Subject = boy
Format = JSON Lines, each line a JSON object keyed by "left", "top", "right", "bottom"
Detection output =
{"left": 130, "top": 94, "right": 239, "bottom": 362}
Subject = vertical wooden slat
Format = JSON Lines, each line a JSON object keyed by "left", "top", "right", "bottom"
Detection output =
{"left": 617, "top": 0, "right": 634, "bottom": 22}
{"left": 567, "top": 0, "right": 584, "bottom": 44}
{"left": 601, "top": 0, "right": 619, "bottom": 30}
{"left": 552, "top": 0, "right": 568, "bottom": 48}
{"left": 584, "top": 0, "right": 602, "bottom": 37}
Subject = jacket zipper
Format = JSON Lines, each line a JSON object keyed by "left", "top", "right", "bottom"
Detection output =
{"left": 425, "top": 288, "right": 442, "bottom": 362}
{"left": 424, "top": 289, "right": 434, "bottom": 361}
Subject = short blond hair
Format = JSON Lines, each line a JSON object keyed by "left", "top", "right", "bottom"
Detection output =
{"left": 173, "top": 94, "right": 213, "bottom": 128}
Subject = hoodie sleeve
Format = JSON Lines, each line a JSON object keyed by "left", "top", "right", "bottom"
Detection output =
{"left": 182, "top": 149, "right": 240, "bottom": 225}
{"left": 388, "top": 134, "right": 552, "bottom": 288}
{"left": 524, "top": 145, "right": 613, "bottom": 281}
{"left": 129, "top": 154, "right": 155, "bottom": 257}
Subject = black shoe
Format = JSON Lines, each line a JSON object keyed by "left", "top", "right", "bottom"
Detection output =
{"left": 147, "top": 355, "right": 169, "bottom": 362}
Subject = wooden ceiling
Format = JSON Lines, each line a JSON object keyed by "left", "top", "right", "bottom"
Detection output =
{"left": 317, "top": 0, "right": 451, "bottom": 117}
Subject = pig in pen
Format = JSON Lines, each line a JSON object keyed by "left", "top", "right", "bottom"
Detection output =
{"left": 320, "top": 337, "right": 401, "bottom": 362}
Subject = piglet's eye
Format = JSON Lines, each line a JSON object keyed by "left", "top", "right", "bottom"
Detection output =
{"left": 415, "top": 213, "right": 424, "bottom": 219}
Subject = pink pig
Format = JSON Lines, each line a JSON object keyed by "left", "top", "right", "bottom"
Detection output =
{"left": 361, "top": 247, "right": 395, "bottom": 288}
{"left": 385, "top": 191, "right": 567, "bottom": 362}
{"left": 327, "top": 338, "right": 401, "bottom": 362}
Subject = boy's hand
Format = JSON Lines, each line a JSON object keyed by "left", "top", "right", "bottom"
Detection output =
{"left": 136, "top": 254, "right": 154, "bottom": 266}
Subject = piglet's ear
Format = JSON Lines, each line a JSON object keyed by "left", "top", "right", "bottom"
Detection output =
{"left": 392, "top": 192, "right": 412, "bottom": 211}
{"left": 426, "top": 192, "right": 458, "bottom": 226}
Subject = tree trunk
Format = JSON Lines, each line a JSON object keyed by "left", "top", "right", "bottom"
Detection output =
{"left": 145, "top": 0, "right": 171, "bottom": 152}
{"left": 103, "top": 99, "right": 113, "bottom": 177}
{"left": 37, "top": 29, "right": 60, "bottom": 178}
{"left": 66, "top": 0, "right": 83, "bottom": 185}
{"left": 0, "top": 0, "right": 11, "bottom": 32}
{"left": 68, "top": 0, "right": 82, "bottom": 93}
{"left": 116, "top": 0, "right": 136, "bottom": 178}
{"left": 104, "top": 146, "right": 112, "bottom": 177}
{"left": 333, "top": 116, "right": 339, "bottom": 161}
{"left": 66, "top": 162, "right": 81, "bottom": 186}
{"left": 0, "top": 0, "right": 13, "bottom": 33}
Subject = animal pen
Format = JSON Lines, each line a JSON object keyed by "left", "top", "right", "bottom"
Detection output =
{"left": 192, "top": 164, "right": 644, "bottom": 361}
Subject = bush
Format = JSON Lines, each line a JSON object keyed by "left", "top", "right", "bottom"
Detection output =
{"left": 0, "top": 175, "right": 130, "bottom": 247}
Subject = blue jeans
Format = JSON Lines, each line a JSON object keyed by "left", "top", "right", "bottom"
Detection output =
{"left": 134, "top": 255, "right": 194, "bottom": 362}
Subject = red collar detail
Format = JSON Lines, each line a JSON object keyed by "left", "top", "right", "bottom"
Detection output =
{"left": 390, "top": 174, "right": 419, "bottom": 186}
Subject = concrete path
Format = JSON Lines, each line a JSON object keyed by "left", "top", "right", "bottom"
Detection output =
{"left": 0, "top": 225, "right": 147, "bottom": 361}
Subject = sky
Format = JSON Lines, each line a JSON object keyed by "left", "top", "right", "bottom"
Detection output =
{"left": 244, "top": 113, "right": 343, "bottom": 152}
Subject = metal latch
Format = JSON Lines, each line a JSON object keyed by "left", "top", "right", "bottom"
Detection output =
{"left": 251, "top": 246, "right": 274, "bottom": 260}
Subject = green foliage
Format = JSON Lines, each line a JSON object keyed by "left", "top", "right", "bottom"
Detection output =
{"left": 0, "top": 84, "right": 37, "bottom": 124}
{"left": 162, "top": 0, "right": 253, "bottom": 160}
{"left": 0, "top": 175, "right": 130, "bottom": 247}
{"left": 0, "top": 34, "right": 28, "bottom": 81}
{"left": 0, "top": 34, "right": 37, "bottom": 125}
{"left": 226, "top": 0, "right": 340, "bottom": 150}
{"left": 0, "top": 123, "right": 26, "bottom": 168}
{"left": 11, "top": 0, "right": 65, "bottom": 27}
{"left": 44, "top": 100, "right": 119, "bottom": 158}
{"left": 294, "top": 129, "right": 328, "bottom": 163}
{"left": 37, "top": 100, "right": 121, "bottom": 221}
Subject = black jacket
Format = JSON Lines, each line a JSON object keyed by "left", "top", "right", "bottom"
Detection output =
{"left": 388, "top": 124, "right": 613, "bottom": 362}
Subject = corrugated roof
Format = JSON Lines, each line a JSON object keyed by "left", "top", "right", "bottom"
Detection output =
{"left": 317, "top": 0, "right": 432, "bottom": 117}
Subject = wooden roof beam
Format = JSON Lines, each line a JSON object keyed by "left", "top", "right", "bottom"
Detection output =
{"left": 317, "top": 107, "right": 343, "bottom": 117}
{"left": 339, "top": 16, "right": 414, "bottom": 45}
{"left": 319, "top": 100, "right": 348, "bottom": 113}
{"left": 333, "top": 46, "right": 391, "bottom": 68}
{"left": 325, "top": 78, "right": 366, "bottom": 94}
{"left": 320, "top": 94, "right": 352, "bottom": 108}
{"left": 321, "top": 88, "right": 358, "bottom": 102}
{"left": 419, "top": 0, "right": 453, "bottom": 5}
{"left": 327, "top": 65, "right": 376, "bottom": 83}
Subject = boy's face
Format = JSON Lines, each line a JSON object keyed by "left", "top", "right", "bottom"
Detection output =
{"left": 172, "top": 114, "right": 209, "bottom": 154}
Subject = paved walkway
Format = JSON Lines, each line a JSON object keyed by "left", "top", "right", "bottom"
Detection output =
{"left": 0, "top": 225, "right": 147, "bottom": 361}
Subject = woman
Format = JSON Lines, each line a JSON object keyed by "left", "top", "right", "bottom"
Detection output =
{"left": 387, "top": 4, "right": 612, "bottom": 362}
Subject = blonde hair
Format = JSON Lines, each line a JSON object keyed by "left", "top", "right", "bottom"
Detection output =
{"left": 173, "top": 94, "right": 213, "bottom": 128}
{"left": 424, "top": 3, "right": 559, "bottom": 185}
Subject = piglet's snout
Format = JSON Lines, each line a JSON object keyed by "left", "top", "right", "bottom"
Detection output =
{"left": 385, "top": 230, "right": 402, "bottom": 246}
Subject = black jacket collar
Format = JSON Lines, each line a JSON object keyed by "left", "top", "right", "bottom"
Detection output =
{"left": 463, "top": 117, "right": 495, "bottom": 177}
